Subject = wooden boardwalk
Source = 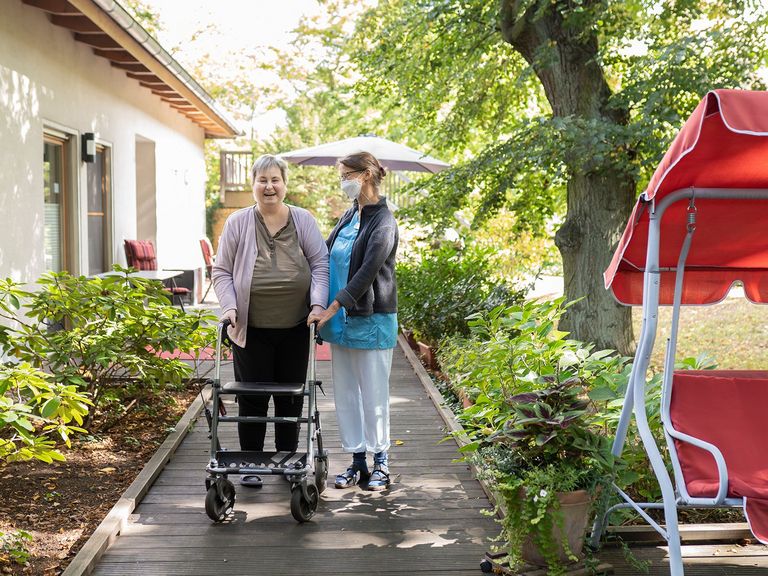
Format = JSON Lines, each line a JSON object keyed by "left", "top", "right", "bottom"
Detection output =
{"left": 90, "top": 347, "right": 499, "bottom": 575}
{"left": 87, "top": 342, "right": 768, "bottom": 575}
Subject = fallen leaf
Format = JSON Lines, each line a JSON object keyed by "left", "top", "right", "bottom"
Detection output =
{"left": 395, "top": 440, "right": 405, "bottom": 446}
{"left": 99, "top": 467, "right": 116, "bottom": 473}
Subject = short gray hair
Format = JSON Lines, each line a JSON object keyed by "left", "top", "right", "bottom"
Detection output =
{"left": 251, "top": 154, "right": 289, "bottom": 185}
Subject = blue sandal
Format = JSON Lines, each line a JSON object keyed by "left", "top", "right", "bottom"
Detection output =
{"left": 334, "top": 464, "right": 369, "bottom": 489}
{"left": 366, "top": 464, "right": 390, "bottom": 491}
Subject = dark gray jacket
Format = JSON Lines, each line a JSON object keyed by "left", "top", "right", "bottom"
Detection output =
{"left": 327, "top": 197, "right": 398, "bottom": 316}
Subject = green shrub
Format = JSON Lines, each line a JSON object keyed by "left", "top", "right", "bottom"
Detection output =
{"left": 396, "top": 243, "right": 525, "bottom": 346}
{"left": 440, "top": 300, "right": 625, "bottom": 572}
{"left": 0, "top": 362, "right": 89, "bottom": 464}
{"left": 0, "top": 529, "right": 32, "bottom": 566}
{"left": 0, "top": 268, "right": 215, "bottom": 429}
{"left": 439, "top": 299, "right": 627, "bottom": 449}
{"left": 439, "top": 299, "right": 722, "bottom": 528}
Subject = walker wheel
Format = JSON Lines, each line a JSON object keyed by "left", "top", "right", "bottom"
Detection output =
{"left": 480, "top": 558, "right": 493, "bottom": 573}
{"left": 205, "top": 478, "right": 236, "bottom": 522}
{"left": 314, "top": 455, "right": 328, "bottom": 494}
{"left": 290, "top": 484, "right": 319, "bottom": 523}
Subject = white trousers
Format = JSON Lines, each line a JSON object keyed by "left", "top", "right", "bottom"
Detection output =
{"left": 331, "top": 345, "right": 393, "bottom": 454}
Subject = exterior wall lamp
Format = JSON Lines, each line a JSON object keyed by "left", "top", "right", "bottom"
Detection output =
{"left": 81, "top": 132, "right": 96, "bottom": 163}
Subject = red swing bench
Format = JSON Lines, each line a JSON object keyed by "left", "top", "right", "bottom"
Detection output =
{"left": 595, "top": 89, "right": 768, "bottom": 575}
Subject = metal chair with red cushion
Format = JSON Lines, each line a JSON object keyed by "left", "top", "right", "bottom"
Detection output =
{"left": 199, "top": 237, "right": 215, "bottom": 302}
{"left": 123, "top": 239, "right": 190, "bottom": 311}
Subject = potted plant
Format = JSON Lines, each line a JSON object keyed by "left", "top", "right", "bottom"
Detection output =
{"left": 473, "top": 376, "right": 616, "bottom": 574}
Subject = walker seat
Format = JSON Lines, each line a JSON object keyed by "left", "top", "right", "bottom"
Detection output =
{"left": 670, "top": 369, "right": 768, "bottom": 542}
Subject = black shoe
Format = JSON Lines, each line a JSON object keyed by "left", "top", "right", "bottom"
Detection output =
{"left": 366, "top": 464, "right": 390, "bottom": 491}
{"left": 334, "top": 463, "right": 370, "bottom": 489}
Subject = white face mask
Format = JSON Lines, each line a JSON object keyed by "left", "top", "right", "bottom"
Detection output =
{"left": 341, "top": 179, "right": 362, "bottom": 201}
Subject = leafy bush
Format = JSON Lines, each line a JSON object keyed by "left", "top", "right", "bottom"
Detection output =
{"left": 440, "top": 299, "right": 725, "bottom": 534}
{"left": 0, "top": 529, "right": 32, "bottom": 566}
{"left": 439, "top": 300, "right": 626, "bottom": 572}
{"left": 396, "top": 243, "right": 525, "bottom": 346}
{"left": 0, "top": 269, "right": 215, "bottom": 430}
{"left": 0, "top": 362, "right": 90, "bottom": 464}
{"left": 438, "top": 299, "right": 627, "bottom": 436}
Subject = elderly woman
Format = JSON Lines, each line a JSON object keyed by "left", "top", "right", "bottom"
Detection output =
{"left": 312, "top": 151, "right": 399, "bottom": 492}
{"left": 213, "top": 154, "right": 329, "bottom": 487}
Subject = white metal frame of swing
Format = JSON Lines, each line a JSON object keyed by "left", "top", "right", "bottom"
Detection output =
{"left": 591, "top": 186, "right": 768, "bottom": 576}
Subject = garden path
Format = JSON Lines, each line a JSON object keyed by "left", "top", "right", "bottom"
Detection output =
{"left": 88, "top": 346, "right": 499, "bottom": 575}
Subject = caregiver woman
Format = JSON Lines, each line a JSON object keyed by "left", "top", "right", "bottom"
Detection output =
{"left": 312, "top": 151, "right": 399, "bottom": 492}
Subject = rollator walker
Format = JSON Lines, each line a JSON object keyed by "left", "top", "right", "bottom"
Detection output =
{"left": 594, "top": 89, "right": 768, "bottom": 575}
{"left": 203, "top": 319, "right": 329, "bottom": 523}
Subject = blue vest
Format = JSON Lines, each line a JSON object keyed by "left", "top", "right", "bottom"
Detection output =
{"left": 319, "top": 212, "right": 397, "bottom": 349}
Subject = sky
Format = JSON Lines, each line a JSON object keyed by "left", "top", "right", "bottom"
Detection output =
{"left": 142, "top": 0, "right": 326, "bottom": 138}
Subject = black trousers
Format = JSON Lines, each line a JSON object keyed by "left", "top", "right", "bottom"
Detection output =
{"left": 232, "top": 323, "right": 309, "bottom": 452}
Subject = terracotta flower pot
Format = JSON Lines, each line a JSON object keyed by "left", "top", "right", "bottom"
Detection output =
{"left": 521, "top": 489, "right": 592, "bottom": 567}
{"left": 417, "top": 341, "right": 438, "bottom": 370}
{"left": 456, "top": 387, "right": 474, "bottom": 408}
{"left": 402, "top": 329, "right": 419, "bottom": 351}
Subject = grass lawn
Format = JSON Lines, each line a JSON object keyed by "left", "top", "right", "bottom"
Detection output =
{"left": 633, "top": 294, "right": 768, "bottom": 370}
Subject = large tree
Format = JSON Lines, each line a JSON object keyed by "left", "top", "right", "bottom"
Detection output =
{"left": 353, "top": 0, "right": 768, "bottom": 353}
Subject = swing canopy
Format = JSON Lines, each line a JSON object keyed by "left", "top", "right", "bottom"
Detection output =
{"left": 605, "top": 89, "right": 768, "bottom": 306}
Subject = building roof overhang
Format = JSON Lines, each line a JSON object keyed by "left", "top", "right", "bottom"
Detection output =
{"left": 21, "top": 0, "right": 241, "bottom": 139}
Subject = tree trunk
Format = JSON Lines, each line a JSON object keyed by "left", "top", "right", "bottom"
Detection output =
{"left": 555, "top": 171, "right": 635, "bottom": 354}
{"left": 500, "top": 0, "right": 636, "bottom": 354}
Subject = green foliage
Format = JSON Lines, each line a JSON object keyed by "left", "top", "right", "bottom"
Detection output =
{"left": 439, "top": 299, "right": 627, "bottom": 422}
{"left": 121, "top": 0, "right": 162, "bottom": 37}
{"left": 355, "top": 0, "right": 768, "bottom": 234}
{"left": 0, "top": 363, "right": 89, "bottom": 464}
{"left": 0, "top": 269, "right": 215, "bottom": 430}
{"left": 396, "top": 243, "right": 525, "bottom": 346}
{"left": 442, "top": 300, "right": 625, "bottom": 572}
{"left": 204, "top": 142, "right": 223, "bottom": 240}
{"left": 0, "top": 529, "right": 32, "bottom": 566}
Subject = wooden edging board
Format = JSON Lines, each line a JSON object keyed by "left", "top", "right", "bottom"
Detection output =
{"left": 396, "top": 334, "right": 501, "bottom": 510}
{"left": 396, "top": 334, "right": 753, "bottom": 545}
{"left": 61, "top": 391, "right": 206, "bottom": 575}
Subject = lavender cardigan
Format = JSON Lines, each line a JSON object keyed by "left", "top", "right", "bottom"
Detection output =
{"left": 212, "top": 204, "right": 329, "bottom": 348}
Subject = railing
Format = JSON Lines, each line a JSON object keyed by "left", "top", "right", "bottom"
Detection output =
{"left": 220, "top": 150, "right": 253, "bottom": 193}
{"left": 383, "top": 171, "right": 414, "bottom": 209}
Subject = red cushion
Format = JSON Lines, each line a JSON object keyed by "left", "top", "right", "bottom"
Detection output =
{"left": 200, "top": 238, "right": 214, "bottom": 266}
{"left": 670, "top": 370, "right": 768, "bottom": 500}
{"left": 124, "top": 240, "right": 157, "bottom": 271}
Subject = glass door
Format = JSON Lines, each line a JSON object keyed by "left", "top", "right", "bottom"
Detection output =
{"left": 87, "top": 146, "right": 111, "bottom": 274}
{"left": 43, "top": 137, "right": 67, "bottom": 272}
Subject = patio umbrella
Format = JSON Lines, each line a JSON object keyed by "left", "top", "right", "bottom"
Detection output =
{"left": 279, "top": 134, "right": 450, "bottom": 173}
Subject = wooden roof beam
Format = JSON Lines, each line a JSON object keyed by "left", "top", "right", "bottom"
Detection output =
{"left": 94, "top": 48, "right": 139, "bottom": 63}
{"left": 161, "top": 96, "right": 191, "bottom": 104}
{"left": 127, "top": 72, "right": 164, "bottom": 83}
{"left": 73, "top": 32, "right": 121, "bottom": 49}
{"left": 21, "top": 0, "right": 79, "bottom": 14}
{"left": 139, "top": 81, "right": 172, "bottom": 89}
{"left": 110, "top": 62, "right": 150, "bottom": 73}
{"left": 49, "top": 14, "right": 102, "bottom": 32}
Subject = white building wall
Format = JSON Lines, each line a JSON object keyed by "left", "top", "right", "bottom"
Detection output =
{"left": 0, "top": 1, "right": 208, "bottom": 282}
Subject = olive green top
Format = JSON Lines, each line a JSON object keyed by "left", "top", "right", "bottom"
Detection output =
{"left": 247, "top": 207, "right": 311, "bottom": 328}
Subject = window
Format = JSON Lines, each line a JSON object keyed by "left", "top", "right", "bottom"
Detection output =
{"left": 43, "top": 136, "right": 68, "bottom": 272}
{"left": 87, "top": 146, "right": 111, "bottom": 274}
